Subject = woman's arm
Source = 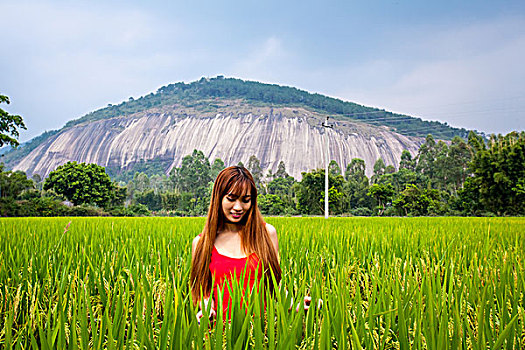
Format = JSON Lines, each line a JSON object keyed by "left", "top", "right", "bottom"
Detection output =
{"left": 264, "top": 224, "right": 321, "bottom": 312}
{"left": 265, "top": 223, "right": 279, "bottom": 258}
{"left": 196, "top": 297, "right": 216, "bottom": 323}
{"left": 191, "top": 234, "right": 216, "bottom": 323}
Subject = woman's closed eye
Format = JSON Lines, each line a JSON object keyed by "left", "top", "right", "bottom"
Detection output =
{"left": 226, "top": 194, "right": 251, "bottom": 203}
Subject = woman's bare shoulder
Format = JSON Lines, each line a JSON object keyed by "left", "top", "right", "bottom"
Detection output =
{"left": 265, "top": 223, "right": 279, "bottom": 255}
{"left": 192, "top": 234, "right": 201, "bottom": 245}
{"left": 192, "top": 233, "right": 203, "bottom": 256}
{"left": 265, "top": 223, "right": 277, "bottom": 237}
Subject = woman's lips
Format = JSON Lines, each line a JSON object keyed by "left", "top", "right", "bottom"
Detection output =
{"left": 231, "top": 212, "right": 243, "bottom": 219}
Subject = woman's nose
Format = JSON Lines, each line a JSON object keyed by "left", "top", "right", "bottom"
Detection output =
{"left": 233, "top": 200, "right": 243, "bottom": 210}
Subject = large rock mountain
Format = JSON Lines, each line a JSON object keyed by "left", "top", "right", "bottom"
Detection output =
{"left": 6, "top": 77, "right": 467, "bottom": 179}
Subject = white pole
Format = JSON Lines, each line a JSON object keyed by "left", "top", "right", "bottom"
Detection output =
{"left": 322, "top": 117, "right": 333, "bottom": 219}
{"left": 325, "top": 126, "right": 329, "bottom": 219}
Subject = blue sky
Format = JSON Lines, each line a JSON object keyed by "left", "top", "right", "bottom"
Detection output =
{"left": 1, "top": 0, "right": 524, "bottom": 142}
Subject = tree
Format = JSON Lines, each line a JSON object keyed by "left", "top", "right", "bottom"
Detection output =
{"left": 320, "top": 186, "right": 344, "bottom": 212}
{"left": 393, "top": 184, "right": 441, "bottom": 216}
{"left": 343, "top": 159, "right": 370, "bottom": 210}
{"left": 468, "top": 131, "right": 486, "bottom": 153}
{"left": 371, "top": 158, "right": 386, "bottom": 183}
{"left": 445, "top": 136, "right": 472, "bottom": 193}
{"left": 0, "top": 95, "right": 27, "bottom": 148}
{"left": 148, "top": 174, "right": 167, "bottom": 194}
{"left": 433, "top": 140, "right": 450, "bottom": 190}
{"left": 134, "top": 189, "right": 163, "bottom": 211}
{"left": 171, "top": 149, "right": 212, "bottom": 198}
{"left": 399, "top": 150, "right": 416, "bottom": 171}
{"left": 170, "top": 150, "right": 213, "bottom": 215}
{"left": 0, "top": 165, "right": 34, "bottom": 198}
{"left": 43, "top": 161, "right": 116, "bottom": 207}
{"left": 345, "top": 158, "right": 366, "bottom": 182}
{"left": 258, "top": 194, "right": 286, "bottom": 215}
{"left": 126, "top": 172, "right": 150, "bottom": 201}
{"left": 297, "top": 169, "right": 344, "bottom": 215}
{"left": 452, "top": 177, "right": 483, "bottom": 215}
{"left": 274, "top": 160, "right": 289, "bottom": 178}
{"left": 328, "top": 160, "right": 341, "bottom": 177}
{"left": 161, "top": 191, "right": 180, "bottom": 211}
{"left": 367, "top": 183, "right": 395, "bottom": 215}
{"left": 135, "top": 172, "right": 151, "bottom": 192}
{"left": 247, "top": 155, "right": 263, "bottom": 190}
{"left": 211, "top": 158, "right": 225, "bottom": 180}
{"left": 416, "top": 134, "right": 437, "bottom": 180}
{"left": 110, "top": 186, "right": 126, "bottom": 207}
{"left": 266, "top": 175, "right": 297, "bottom": 213}
{"left": 468, "top": 132, "right": 525, "bottom": 215}
{"left": 385, "top": 165, "right": 396, "bottom": 174}
{"left": 32, "top": 173, "right": 43, "bottom": 191}
{"left": 266, "top": 168, "right": 274, "bottom": 181}
{"left": 267, "top": 176, "right": 295, "bottom": 196}
{"left": 389, "top": 168, "right": 424, "bottom": 192}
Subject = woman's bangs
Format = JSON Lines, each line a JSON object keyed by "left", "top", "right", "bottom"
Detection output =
{"left": 226, "top": 177, "right": 252, "bottom": 197}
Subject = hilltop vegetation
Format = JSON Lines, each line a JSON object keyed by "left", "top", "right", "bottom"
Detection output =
{"left": 65, "top": 76, "right": 468, "bottom": 139}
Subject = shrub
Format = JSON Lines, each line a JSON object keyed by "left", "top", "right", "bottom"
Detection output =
{"left": 0, "top": 198, "right": 20, "bottom": 216}
{"left": 128, "top": 203, "right": 151, "bottom": 216}
{"left": 108, "top": 206, "right": 136, "bottom": 217}
{"left": 350, "top": 207, "right": 372, "bottom": 216}
{"left": 68, "top": 204, "right": 108, "bottom": 217}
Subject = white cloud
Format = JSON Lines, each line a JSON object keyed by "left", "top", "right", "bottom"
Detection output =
{"left": 330, "top": 16, "right": 525, "bottom": 133}
{"left": 0, "top": 1, "right": 194, "bottom": 140}
{"left": 229, "top": 37, "right": 293, "bottom": 82}
{"left": 2, "top": 2, "right": 162, "bottom": 52}
{"left": 1, "top": 1, "right": 523, "bottom": 141}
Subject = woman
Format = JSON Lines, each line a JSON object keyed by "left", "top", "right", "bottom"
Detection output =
{"left": 190, "top": 166, "right": 282, "bottom": 320}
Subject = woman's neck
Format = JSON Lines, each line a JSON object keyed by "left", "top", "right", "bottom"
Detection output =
{"left": 221, "top": 221, "right": 243, "bottom": 235}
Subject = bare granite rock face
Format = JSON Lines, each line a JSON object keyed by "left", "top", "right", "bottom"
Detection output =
{"left": 12, "top": 104, "right": 423, "bottom": 179}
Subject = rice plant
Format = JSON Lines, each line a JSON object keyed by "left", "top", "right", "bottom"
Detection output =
{"left": 0, "top": 217, "right": 523, "bottom": 348}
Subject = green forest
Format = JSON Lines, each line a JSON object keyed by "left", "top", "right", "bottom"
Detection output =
{"left": 1, "top": 131, "right": 523, "bottom": 217}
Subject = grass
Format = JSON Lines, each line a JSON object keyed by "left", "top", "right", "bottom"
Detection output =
{"left": 0, "top": 217, "right": 523, "bottom": 348}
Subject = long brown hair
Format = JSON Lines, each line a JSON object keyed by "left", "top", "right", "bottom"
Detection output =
{"left": 190, "top": 166, "right": 282, "bottom": 304}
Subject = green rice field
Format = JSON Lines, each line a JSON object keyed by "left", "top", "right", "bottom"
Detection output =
{"left": 0, "top": 217, "right": 524, "bottom": 349}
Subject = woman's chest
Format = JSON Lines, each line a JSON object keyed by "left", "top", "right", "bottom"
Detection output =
{"left": 209, "top": 248, "right": 260, "bottom": 282}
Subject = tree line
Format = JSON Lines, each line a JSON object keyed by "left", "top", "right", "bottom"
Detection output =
{"left": 1, "top": 131, "right": 523, "bottom": 217}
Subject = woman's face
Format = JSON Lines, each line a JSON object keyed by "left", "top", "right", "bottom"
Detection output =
{"left": 221, "top": 189, "right": 252, "bottom": 224}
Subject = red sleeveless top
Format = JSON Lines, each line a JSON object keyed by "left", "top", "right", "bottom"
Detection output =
{"left": 209, "top": 245, "right": 261, "bottom": 319}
